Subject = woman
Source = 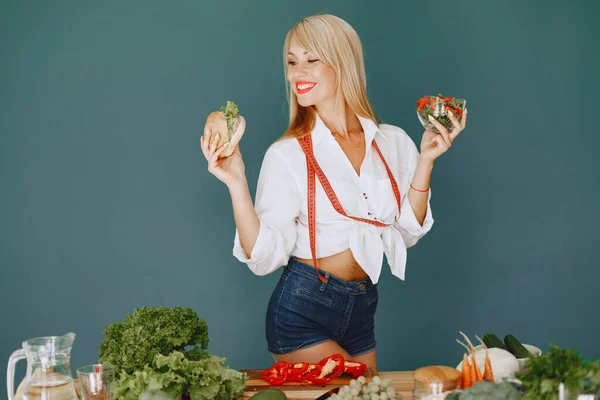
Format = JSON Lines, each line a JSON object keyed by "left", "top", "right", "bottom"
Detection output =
{"left": 200, "top": 14, "right": 467, "bottom": 373}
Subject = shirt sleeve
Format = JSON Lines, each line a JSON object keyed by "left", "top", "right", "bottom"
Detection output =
{"left": 393, "top": 136, "right": 434, "bottom": 248}
{"left": 232, "top": 145, "right": 301, "bottom": 275}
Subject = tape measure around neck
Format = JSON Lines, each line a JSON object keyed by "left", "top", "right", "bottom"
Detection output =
{"left": 297, "top": 134, "right": 402, "bottom": 283}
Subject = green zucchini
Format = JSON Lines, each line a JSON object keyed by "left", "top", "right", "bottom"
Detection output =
{"left": 483, "top": 333, "right": 508, "bottom": 350}
{"left": 504, "top": 334, "right": 532, "bottom": 358}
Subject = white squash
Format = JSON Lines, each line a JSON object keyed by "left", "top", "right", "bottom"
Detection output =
{"left": 455, "top": 348, "right": 519, "bottom": 381}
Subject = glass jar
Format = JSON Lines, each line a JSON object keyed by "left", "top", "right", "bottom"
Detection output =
{"left": 412, "top": 366, "right": 461, "bottom": 400}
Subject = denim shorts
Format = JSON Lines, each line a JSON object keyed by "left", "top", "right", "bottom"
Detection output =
{"left": 265, "top": 257, "right": 378, "bottom": 357}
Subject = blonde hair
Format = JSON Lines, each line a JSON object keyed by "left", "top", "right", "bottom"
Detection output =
{"left": 279, "top": 14, "right": 379, "bottom": 141}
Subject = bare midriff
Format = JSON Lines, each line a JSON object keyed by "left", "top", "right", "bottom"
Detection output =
{"left": 294, "top": 248, "right": 369, "bottom": 282}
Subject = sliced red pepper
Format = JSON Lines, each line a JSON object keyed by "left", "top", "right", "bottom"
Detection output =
{"left": 307, "top": 354, "right": 345, "bottom": 385}
{"left": 261, "top": 369, "right": 287, "bottom": 385}
{"left": 261, "top": 362, "right": 290, "bottom": 385}
{"left": 343, "top": 360, "right": 367, "bottom": 377}
{"left": 296, "top": 363, "right": 321, "bottom": 382}
{"left": 288, "top": 362, "right": 309, "bottom": 381}
{"left": 416, "top": 97, "right": 429, "bottom": 111}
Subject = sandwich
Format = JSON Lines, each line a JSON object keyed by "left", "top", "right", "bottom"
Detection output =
{"left": 204, "top": 101, "right": 246, "bottom": 158}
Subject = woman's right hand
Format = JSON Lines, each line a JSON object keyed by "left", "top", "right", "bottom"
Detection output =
{"left": 200, "top": 130, "right": 247, "bottom": 188}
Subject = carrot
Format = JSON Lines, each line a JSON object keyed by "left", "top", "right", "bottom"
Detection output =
{"left": 457, "top": 331, "right": 479, "bottom": 387}
{"left": 483, "top": 346, "right": 495, "bottom": 383}
{"left": 474, "top": 335, "right": 495, "bottom": 384}
{"left": 470, "top": 351, "right": 479, "bottom": 384}
{"left": 461, "top": 353, "right": 472, "bottom": 389}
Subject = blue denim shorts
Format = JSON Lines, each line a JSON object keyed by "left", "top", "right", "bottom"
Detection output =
{"left": 265, "top": 257, "right": 378, "bottom": 357}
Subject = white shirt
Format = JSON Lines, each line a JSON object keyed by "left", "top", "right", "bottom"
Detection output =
{"left": 233, "top": 113, "right": 434, "bottom": 284}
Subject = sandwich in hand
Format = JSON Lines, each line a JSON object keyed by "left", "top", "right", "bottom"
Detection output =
{"left": 204, "top": 101, "right": 246, "bottom": 158}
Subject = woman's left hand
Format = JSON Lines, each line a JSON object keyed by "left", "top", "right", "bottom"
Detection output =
{"left": 419, "top": 108, "right": 468, "bottom": 163}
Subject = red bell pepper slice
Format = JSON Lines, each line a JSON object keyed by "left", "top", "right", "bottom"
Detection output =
{"left": 417, "top": 97, "right": 429, "bottom": 111}
{"left": 261, "top": 362, "right": 291, "bottom": 385}
{"left": 306, "top": 354, "right": 345, "bottom": 385}
{"left": 287, "top": 362, "right": 309, "bottom": 381}
{"left": 342, "top": 360, "right": 367, "bottom": 377}
{"left": 296, "top": 363, "right": 321, "bottom": 382}
{"left": 304, "top": 364, "right": 323, "bottom": 382}
{"left": 261, "top": 370, "right": 287, "bottom": 385}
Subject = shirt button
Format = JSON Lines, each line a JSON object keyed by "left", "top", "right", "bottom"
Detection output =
{"left": 363, "top": 193, "right": 368, "bottom": 199}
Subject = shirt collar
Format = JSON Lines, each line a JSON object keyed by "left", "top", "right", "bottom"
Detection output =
{"left": 311, "top": 112, "right": 388, "bottom": 148}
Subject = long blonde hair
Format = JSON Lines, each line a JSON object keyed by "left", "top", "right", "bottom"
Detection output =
{"left": 279, "top": 14, "right": 379, "bottom": 141}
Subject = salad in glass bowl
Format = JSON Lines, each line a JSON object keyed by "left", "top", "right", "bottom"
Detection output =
{"left": 416, "top": 94, "right": 466, "bottom": 133}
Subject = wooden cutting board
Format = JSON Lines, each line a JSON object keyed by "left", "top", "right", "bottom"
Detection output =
{"left": 239, "top": 370, "right": 415, "bottom": 400}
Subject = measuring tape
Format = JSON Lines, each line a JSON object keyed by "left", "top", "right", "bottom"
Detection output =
{"left": 297, "top": 134, "right": 402, "bottom": 283}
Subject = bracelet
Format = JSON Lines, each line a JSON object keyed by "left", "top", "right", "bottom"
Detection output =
{"left": 410, "top": 183, "right": 430, "bottom": 193}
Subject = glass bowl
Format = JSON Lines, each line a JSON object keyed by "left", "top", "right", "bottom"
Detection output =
{"left": 416, "top": 94, "right": 467, "bottom": 133}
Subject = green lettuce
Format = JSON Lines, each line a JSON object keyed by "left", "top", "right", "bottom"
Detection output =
{"left": 219, "top": 101, "right": 239, "bottom": 140}
{"left": 99, "top": 307, "right": 246, "bottom": 400}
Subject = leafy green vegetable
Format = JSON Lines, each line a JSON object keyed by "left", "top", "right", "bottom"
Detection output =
{"left": 219, "top": 101, "right": 239, "bottom": 140}
{"left": 516, "top": 344, "right": 600, "bottom": 399}
{"left": 99, "top": 307, "right": 247, "bottom": 400}
{"left": 99, "top": 306, "right": 209, "bottom": 375}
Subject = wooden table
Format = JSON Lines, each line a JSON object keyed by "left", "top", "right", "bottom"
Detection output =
{"left": 240, "top": 370, "right": 415, "bottom": 400}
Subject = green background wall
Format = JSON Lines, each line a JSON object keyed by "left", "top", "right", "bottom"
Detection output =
{"left": 2, "top": 0, "right": 598, "bottom": 395}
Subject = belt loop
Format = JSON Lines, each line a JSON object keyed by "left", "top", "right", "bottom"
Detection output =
{"left": 281, "top": 265, "right": 290, "bottom": 281}
{"left": 319, "top": 272, "right": 330, "bottom": 291}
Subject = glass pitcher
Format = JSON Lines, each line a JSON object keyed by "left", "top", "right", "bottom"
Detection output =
{"left": 7, "top": 332, "right": 79, "bottom": 400}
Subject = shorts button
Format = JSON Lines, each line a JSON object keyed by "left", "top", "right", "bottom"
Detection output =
{"left": 358, "top": 283, "right": 365, "bottom": 290}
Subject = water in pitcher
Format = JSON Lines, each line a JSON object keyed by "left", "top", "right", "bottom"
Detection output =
{"left": 20, "top": 374, "right": 78, "bottom": 400}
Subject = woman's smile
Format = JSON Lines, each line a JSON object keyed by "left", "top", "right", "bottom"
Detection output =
{"left": 296, "top": 81, "right": 317, "bottom": 94}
